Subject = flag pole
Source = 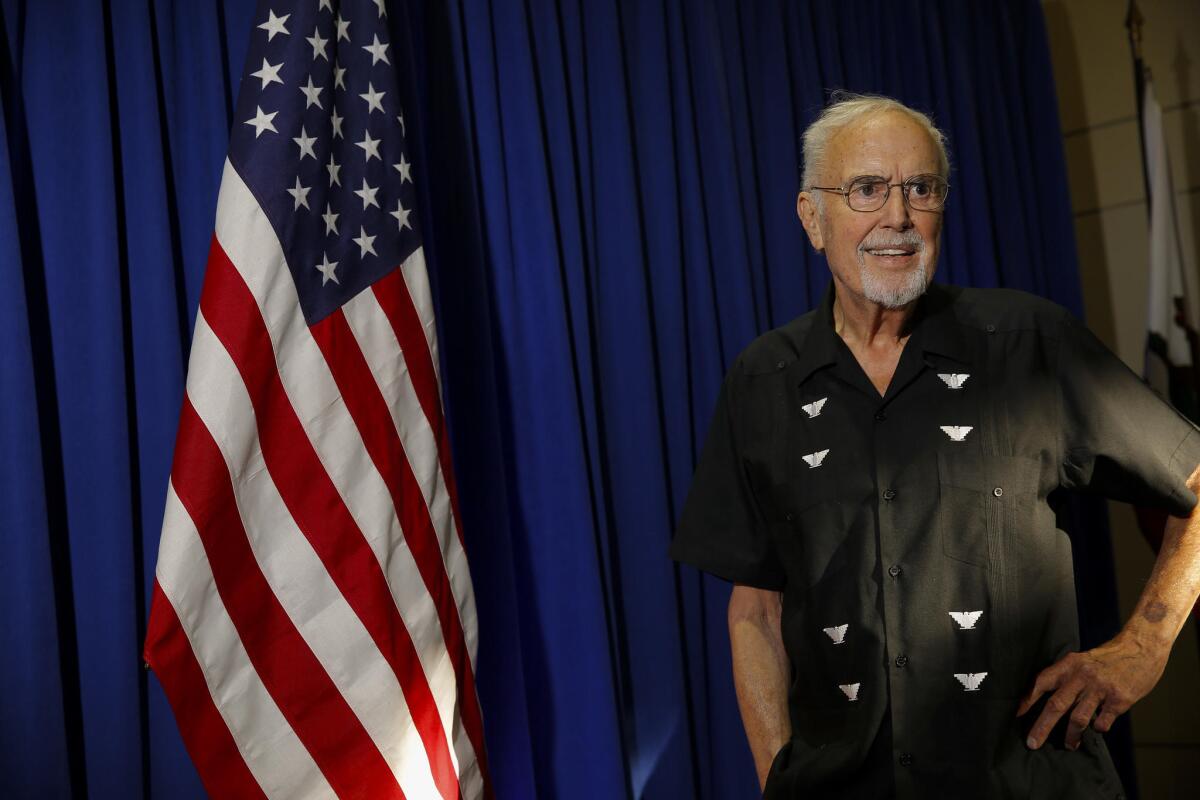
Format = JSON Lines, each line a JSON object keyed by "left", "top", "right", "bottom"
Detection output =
{"left": 1126, "top": 0, "right": 1153, "bottom": 217}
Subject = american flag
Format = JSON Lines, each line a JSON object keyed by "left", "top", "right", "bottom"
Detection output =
{"left": 143, "top": 1, "right": 489, "bottom": 797}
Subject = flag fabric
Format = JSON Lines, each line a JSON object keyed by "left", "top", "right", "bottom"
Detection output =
{"left": 1142, "top": 71, "right": 1198, "bottom": 413}
{"left": 142, "top": 2, "right": 489, "bottom": 798}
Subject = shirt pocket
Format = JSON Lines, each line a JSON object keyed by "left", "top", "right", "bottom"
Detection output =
{"left": 937, "top": 451, "right": 1040, "bottom": 570}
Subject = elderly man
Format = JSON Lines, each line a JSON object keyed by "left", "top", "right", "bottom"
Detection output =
{"left": 669, "top": 93, "right": 1200, "bottom": 799}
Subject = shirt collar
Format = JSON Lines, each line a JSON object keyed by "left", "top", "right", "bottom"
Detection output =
{"left": 793, "top": 281, "right": 842, "bottom": 385}
{"left": 913, "top": 283, "right": 972, "bottom": 365}
{"left": 794, "top": 280, "right": 972, "bottom": 386}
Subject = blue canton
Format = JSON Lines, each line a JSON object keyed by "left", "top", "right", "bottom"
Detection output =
{"left": 229, "top": 0, "right": 419, "bottom": 325}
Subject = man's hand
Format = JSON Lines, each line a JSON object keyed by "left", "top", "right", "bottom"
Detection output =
{"left": 1015, "top": 631, "right": 1169, "bottom": 750}
{"left": 1017, "top": 462, "right": 1200, "bottom": 751}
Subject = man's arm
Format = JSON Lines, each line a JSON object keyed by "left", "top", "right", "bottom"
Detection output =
{"left": 729, "top": 584, "right": 791, "bottom": 788}
{"left": 1018, "top": 463, "right": 1200, "bottom": 750}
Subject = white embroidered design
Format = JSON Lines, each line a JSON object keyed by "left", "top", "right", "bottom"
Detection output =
{"left": 802, "top": 449, "right": 829, "bottom": 468}
{"left": 802, "top": 397, "right": 828, "bottom": 418}
{"left": 940, "top": 425, "right": 973, "bottom": 442}
{"left": 839, "top": 682, "right": 861, "bottom": 701}
{"left": 938, "top": 373, "right": 970, "bottom": 389}
{"left": 954, "top": 673, "right": 988, "bottom": 692}
{"left": 949, "top": 611, "right": 984, "bottom": 630}
{"left": 823, "top": 624, "right": 848, "bottom": 645}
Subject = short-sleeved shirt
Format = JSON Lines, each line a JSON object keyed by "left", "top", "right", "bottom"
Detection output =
{"left": 670, "top": 281, "right": 1200, "bottom": 799}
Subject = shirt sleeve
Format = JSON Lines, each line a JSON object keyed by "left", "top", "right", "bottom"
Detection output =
{"left": 1058, "top": 312, "right": 1200, "bottom": 516}
{"left": 669, "top": 362, "right": 786, "bottom": 590}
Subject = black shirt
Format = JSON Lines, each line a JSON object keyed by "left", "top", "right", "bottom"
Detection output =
{"left": 670, "top": 282, "right": 1200, "bottom": 799}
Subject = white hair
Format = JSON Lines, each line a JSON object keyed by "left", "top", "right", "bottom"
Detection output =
{"left": 801, "top": 92, "right": 950, "bottom": 191}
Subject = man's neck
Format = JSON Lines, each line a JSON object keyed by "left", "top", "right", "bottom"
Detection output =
{"left": 831, "top": 280, "right": 917, "bottom": 349}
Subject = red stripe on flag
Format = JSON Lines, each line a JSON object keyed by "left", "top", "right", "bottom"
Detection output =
{"left": 372, "top": 268, "right": 493, "bottom": 797}
{"left": 309, "top": 303, "right": 489, "bottom": 787}
{"left": 144, "top": 583, "right": 268, "bottom": 800}
{"left": 372, "top": 271, "right": 466, "bottom": 546}
{"left": 371, "top": 270, "right": 496, "bottom": 796}
{"left": 200, "top": 238, "right": 458, "bottom": 799}
{"left": 172, "top": 398, "right": 404, "bottom": 799}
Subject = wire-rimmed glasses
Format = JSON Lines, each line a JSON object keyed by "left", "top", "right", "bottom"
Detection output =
{"left": 809, "top": 174, "right": 950, "bottom": 212}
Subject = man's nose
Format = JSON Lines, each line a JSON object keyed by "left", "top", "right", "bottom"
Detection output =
{"left": 880, "top": 185, "right": 913, "bottom": 228}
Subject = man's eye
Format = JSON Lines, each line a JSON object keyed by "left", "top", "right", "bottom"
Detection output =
{"left": 853, "top": 181, "right": 883, "bottom": 197}
{"left": 910, "top": 180, "right": 930, "bottom": 196}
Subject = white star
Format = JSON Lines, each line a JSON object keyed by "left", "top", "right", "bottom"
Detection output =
{"left": 292, "top": 126, "right": 317, "bottom": 161}
{"left": 353, "top": 226, "right": 378, "bottom": 258}
{"left": 258, "top": 9, "right": 290, "bottom": 40}
{"left": 300, "top": 76, "right": 324, "bottom": 109}
{"left": 318, "top": 0, "right": 333, "bottom": 11}
{"left": 286, "top": 176, "right": 311, "bottom": 210}
{"left": 354, "top": 178, "right": 381, "bottom": 210}
{"left": 244, "top": 106, "right": 278, "bottom": 137}
{"left": 397, "top": 112, "right": 406, "bottom": 136}
{"left": 355, "top": 130, "right": 381, "bottom": 161}
{"left": 363, "top": 34, "right": 391, "bottom": 65}
{"left": 335, "top": 13, "right": 351, "bottom": 42}
{"left": 360, "top": 82, "right": 386, "bottom": 114}
{"left": 250, "top": 58, "right": 283, "bottom": 89}
{"left": 322, "top": 203, "right": 339, "bottom": 235}
{"left": 326, "top": 154, "right": 341, "bottom": 186}
{"left": 330, "top": 108, "right": 344, "bottom": 139}
{"left": 372, "top": 0, "right": 388, "bottom": 17}
{"left": 333, "top": 63, "right": 347, "bottom": 90}
{"left": 390, "top": 199, "right": 412, "bottom": 230}
{"left": 306, "top": 27, "right": 329, "bottom": 60}
{"left": 315, "top": 252, "right": 339, "bottom": 285}
{"left": 393, "top": 154, "right": 413, "bottom": 183}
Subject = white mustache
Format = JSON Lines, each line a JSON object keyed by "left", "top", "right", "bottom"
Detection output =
{"left": 859, "top": 232, "right": 925, "bottom": 253}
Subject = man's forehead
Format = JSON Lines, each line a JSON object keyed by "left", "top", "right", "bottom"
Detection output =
{"left": 825, "top": 113, "right": 940, "bottom": 176}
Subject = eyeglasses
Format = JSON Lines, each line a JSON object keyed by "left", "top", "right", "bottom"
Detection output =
{"left": 809, "top": 174, "right": 950, "bottom": 212}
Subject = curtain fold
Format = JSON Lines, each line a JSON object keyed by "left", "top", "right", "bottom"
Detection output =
{"left": 1, "top": 1, "right": 1127, "bottom": 798}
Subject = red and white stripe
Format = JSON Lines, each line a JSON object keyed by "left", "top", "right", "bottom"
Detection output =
{"left": 145, "top": 161, "right": 489, "bottom": 800}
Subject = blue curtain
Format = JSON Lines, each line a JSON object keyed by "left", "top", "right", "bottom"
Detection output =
{"left": 0, "top": 0, "right": 1131, "bottom": 798}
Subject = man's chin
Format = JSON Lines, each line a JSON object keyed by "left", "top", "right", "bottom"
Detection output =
{"left": 860, "top": 265, "right": 929, "bottom": 309}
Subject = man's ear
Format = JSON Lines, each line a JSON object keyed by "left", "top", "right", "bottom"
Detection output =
{"left": 797, "top": 191, "right": 824, "bottom": 252}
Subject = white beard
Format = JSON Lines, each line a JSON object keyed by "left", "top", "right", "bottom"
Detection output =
{"left": 857, "top": 247, "right": 930, "bottom": 308}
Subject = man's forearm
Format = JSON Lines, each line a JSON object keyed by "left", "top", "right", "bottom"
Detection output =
{"left": 729, "top": 586, "right": 791, "bottom": 789}
{"left": 1121, "top": 472, "right": 1200, "bottom": 654}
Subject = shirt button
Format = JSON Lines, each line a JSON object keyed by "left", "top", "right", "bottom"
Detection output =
{"left": 882, "top": 488, "right": 896, "bottom": 501}
{"left": 986, "top": 324, "right": 996, "bottom": 333}
{"left": 894, "top": 654, "right": 908, "bottom": 668}
{"left": 776, "top": 360, "right": 786, "bottom": 370}
{"left": 993, "top": 487, "right": 1004, "bottom": 497}
{"left": 874, "top": 410, "right": 887, "bottom": 421}
{"left": 888, "top": 564, "right": 902, "bottom": 578}
{"left": 785, "top": 512, "right": 795, "bottom": 522}
{"left": 899, "top": 752, "right": 913, "bottom": 767}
